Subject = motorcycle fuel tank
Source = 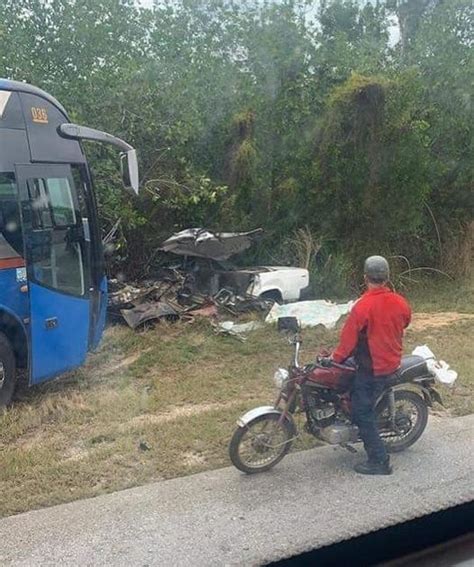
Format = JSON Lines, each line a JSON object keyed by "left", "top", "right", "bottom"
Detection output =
{"left": 307, "top": 367, "right": 354, "bottom": 392}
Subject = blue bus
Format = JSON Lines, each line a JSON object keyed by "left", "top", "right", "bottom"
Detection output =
{"left": 0, "top": 79, "right": 139, "bottom": 406}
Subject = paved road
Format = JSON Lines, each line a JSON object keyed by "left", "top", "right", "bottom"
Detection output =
{"left": 0, "top": 414, "right": 473, "bottom": 566}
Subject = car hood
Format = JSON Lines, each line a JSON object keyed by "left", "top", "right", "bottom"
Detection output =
{"left": 235, "top": 266, "right": 308, "bottom": 274}
{"left": 160, "top": 228, "right": 263, "bottom": 261}
{"left": 260, "top": 266, "right": 307, "bottom": 272}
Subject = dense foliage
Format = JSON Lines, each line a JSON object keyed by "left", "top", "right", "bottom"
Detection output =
{"left": 0, "top": 0, "right": 472, "bottom": 293}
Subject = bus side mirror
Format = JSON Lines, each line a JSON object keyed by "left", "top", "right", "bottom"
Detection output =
{"left": 59, "top": 123, "right": 140, "bottom": 196}
{"left": 120, "top": 150, "right": 139, "bottom": 195}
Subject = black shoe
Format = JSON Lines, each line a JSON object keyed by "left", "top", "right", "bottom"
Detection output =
{"left": 354, "top": 460, "right": 393, "bottom": 476}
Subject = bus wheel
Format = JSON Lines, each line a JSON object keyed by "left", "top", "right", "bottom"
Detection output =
{"left": 0, "top": 333, "right": 17, "bottom": 408}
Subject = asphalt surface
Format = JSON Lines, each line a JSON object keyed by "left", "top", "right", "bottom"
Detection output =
{"left": 0, "top": 414, "right": 472, "bottom": 566}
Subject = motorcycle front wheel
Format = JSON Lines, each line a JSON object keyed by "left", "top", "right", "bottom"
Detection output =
{"left": 229, "top": 413, "right": 294, "bottom": 474}
{"left": 377, "top": 390, "right": 429, "bottom": 452}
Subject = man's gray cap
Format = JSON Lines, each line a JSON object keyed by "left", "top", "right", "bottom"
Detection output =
{"left": 364, "top": 255, "right": 390, "bottom": 282}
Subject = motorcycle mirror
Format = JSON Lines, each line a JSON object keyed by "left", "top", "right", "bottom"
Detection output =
{"left": 277, "top": 317, "right": 300, "bottom": 333}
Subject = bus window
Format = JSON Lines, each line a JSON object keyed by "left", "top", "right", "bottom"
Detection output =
{"left": 45, "top": 178, "right": 77, "bottom": 226}
{"left": 0, "top": 173, "right": 23, "bottom": 259}
{"left": 70, "top": 167, "right": 91, "bottom": 242}
{"left": 28, "top": 179, "right": 53, "bottom": 229}
{"left": 25, "top": 174, "right": 88, "bottom": 297}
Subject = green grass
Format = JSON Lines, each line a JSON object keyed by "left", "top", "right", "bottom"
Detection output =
{"left": 0, "top": 284, "right": 472, "bottom": 518}
{"left": 405, "top": 275, "right": 474, "bottom": 313}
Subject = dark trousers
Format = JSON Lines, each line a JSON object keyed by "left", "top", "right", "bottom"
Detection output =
{"left": 351, "top": 370, "right": 388, "bottom": 463}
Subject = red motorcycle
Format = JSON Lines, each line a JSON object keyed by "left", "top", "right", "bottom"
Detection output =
{"left": 229, "top": 317, "right": 443, "bottom": 474}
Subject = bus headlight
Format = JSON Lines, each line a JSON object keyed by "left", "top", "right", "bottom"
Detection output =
{"left": 273, "top": 368, "right": 289, "bottom": 389}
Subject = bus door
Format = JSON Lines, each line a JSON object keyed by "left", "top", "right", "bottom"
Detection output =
{"left": 16, "top": 164, "right": 90, "bottom": 383}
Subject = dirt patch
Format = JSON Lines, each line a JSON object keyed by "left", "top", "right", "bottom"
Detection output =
{"left": 100, "top": 349, "right": 152, "bottom": 376}
{"left": 62, "top": 444, "right": 91, "bottom": 463}
{"left": 182, "top": 451, "right": 207, "bottom": 467}
{"left": 410, "top": 312, "right": 474, "bottom": 332}
{"left": 123, "top": 400, "right": 241, "bottom": 431}
{"left": 15, "top": 431, "right": 49, "bottom": 450}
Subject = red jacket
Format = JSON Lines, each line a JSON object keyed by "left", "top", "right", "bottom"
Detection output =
{"left": 332, "top": 287, "right": 412, "bottom": 376}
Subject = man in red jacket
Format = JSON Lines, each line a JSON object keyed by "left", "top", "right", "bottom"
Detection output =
{"left": 322, "top": 256, "right": 411, "bottom": 475}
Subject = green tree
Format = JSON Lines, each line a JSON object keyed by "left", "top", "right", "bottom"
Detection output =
{"left": 0, "top": 0, "right": 471, "bottom": 283}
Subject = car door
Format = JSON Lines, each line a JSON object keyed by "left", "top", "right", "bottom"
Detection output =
{"left": 16, "top": 164, "right": 90, "bottom": 383}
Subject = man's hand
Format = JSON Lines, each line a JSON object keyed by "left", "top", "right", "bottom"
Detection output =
{"left": 318, "top": 356, "right": 333, "bottom": 368}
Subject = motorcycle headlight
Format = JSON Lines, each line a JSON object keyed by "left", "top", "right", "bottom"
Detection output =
{"left": 273, "top": 368, "right": 290, "bottom": 389}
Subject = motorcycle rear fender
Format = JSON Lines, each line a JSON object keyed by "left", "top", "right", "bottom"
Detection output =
{"left": 237, "top": 406, "right": 296, "bottom": 433}
{"left": 422, "top": 384, "right": 444, "bottom": 406}
{"left": 377, "top": 383, "right": 443, "bottom": 407}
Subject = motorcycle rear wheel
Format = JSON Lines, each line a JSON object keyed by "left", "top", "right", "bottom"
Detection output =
{"left": 229, "top": 413, "right": 294, "bottom": 474}
{"left": 377, "top": 390, "right": 429, "bottom": 452}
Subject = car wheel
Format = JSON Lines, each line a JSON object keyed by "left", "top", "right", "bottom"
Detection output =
{"left": 260, "top": 290, "right": 283, "bottom": 304}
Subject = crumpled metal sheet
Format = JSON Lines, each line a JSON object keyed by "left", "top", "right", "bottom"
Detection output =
{"left": 108, "top": 271, "right": 186, "bottom": 312}
{"left": 108, "top": 282, "right": 143, "bottom": 307}
{"left": 107, "top": 258, "right": 273, "bottom": 330}
{"left": 160, "top": 228, "right": 263, "bottom": 261}
{"left": 120, "top": 301, "right": 178, "bottom": 329}
{"left": 213, "top": 288, "right": 272, "bottom": 314}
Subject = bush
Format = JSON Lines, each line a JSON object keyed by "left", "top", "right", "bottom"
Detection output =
{"left": 310, "top": 252, "right": 356, "bottom": 300}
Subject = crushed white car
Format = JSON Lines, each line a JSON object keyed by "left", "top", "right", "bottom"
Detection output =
{"left": 160, "top": 228, "right": 310, "bottom": 303}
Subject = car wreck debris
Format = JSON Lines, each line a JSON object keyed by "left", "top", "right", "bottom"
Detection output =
{"left": 160, "top": 228, "right": 263, "bottom": 261}
{"left": 108, "top": 272, "right": 272, "bottom": 330}
{"left": 108, "top": 227, "right": 311, "bottom": 330}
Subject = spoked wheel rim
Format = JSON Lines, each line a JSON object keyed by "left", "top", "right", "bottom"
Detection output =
{"left": 237, "top": 417, "right": 292, "bottom": 470}
{"left": 378, "top": 396, "right": 422, "bottom": 445}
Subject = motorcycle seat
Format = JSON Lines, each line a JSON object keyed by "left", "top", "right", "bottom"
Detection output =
{"left": 386, "top": 355, "right": 428, "bottom": 385}
{"left": 399, "top": 355, "right": 428, "bottom": 379}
